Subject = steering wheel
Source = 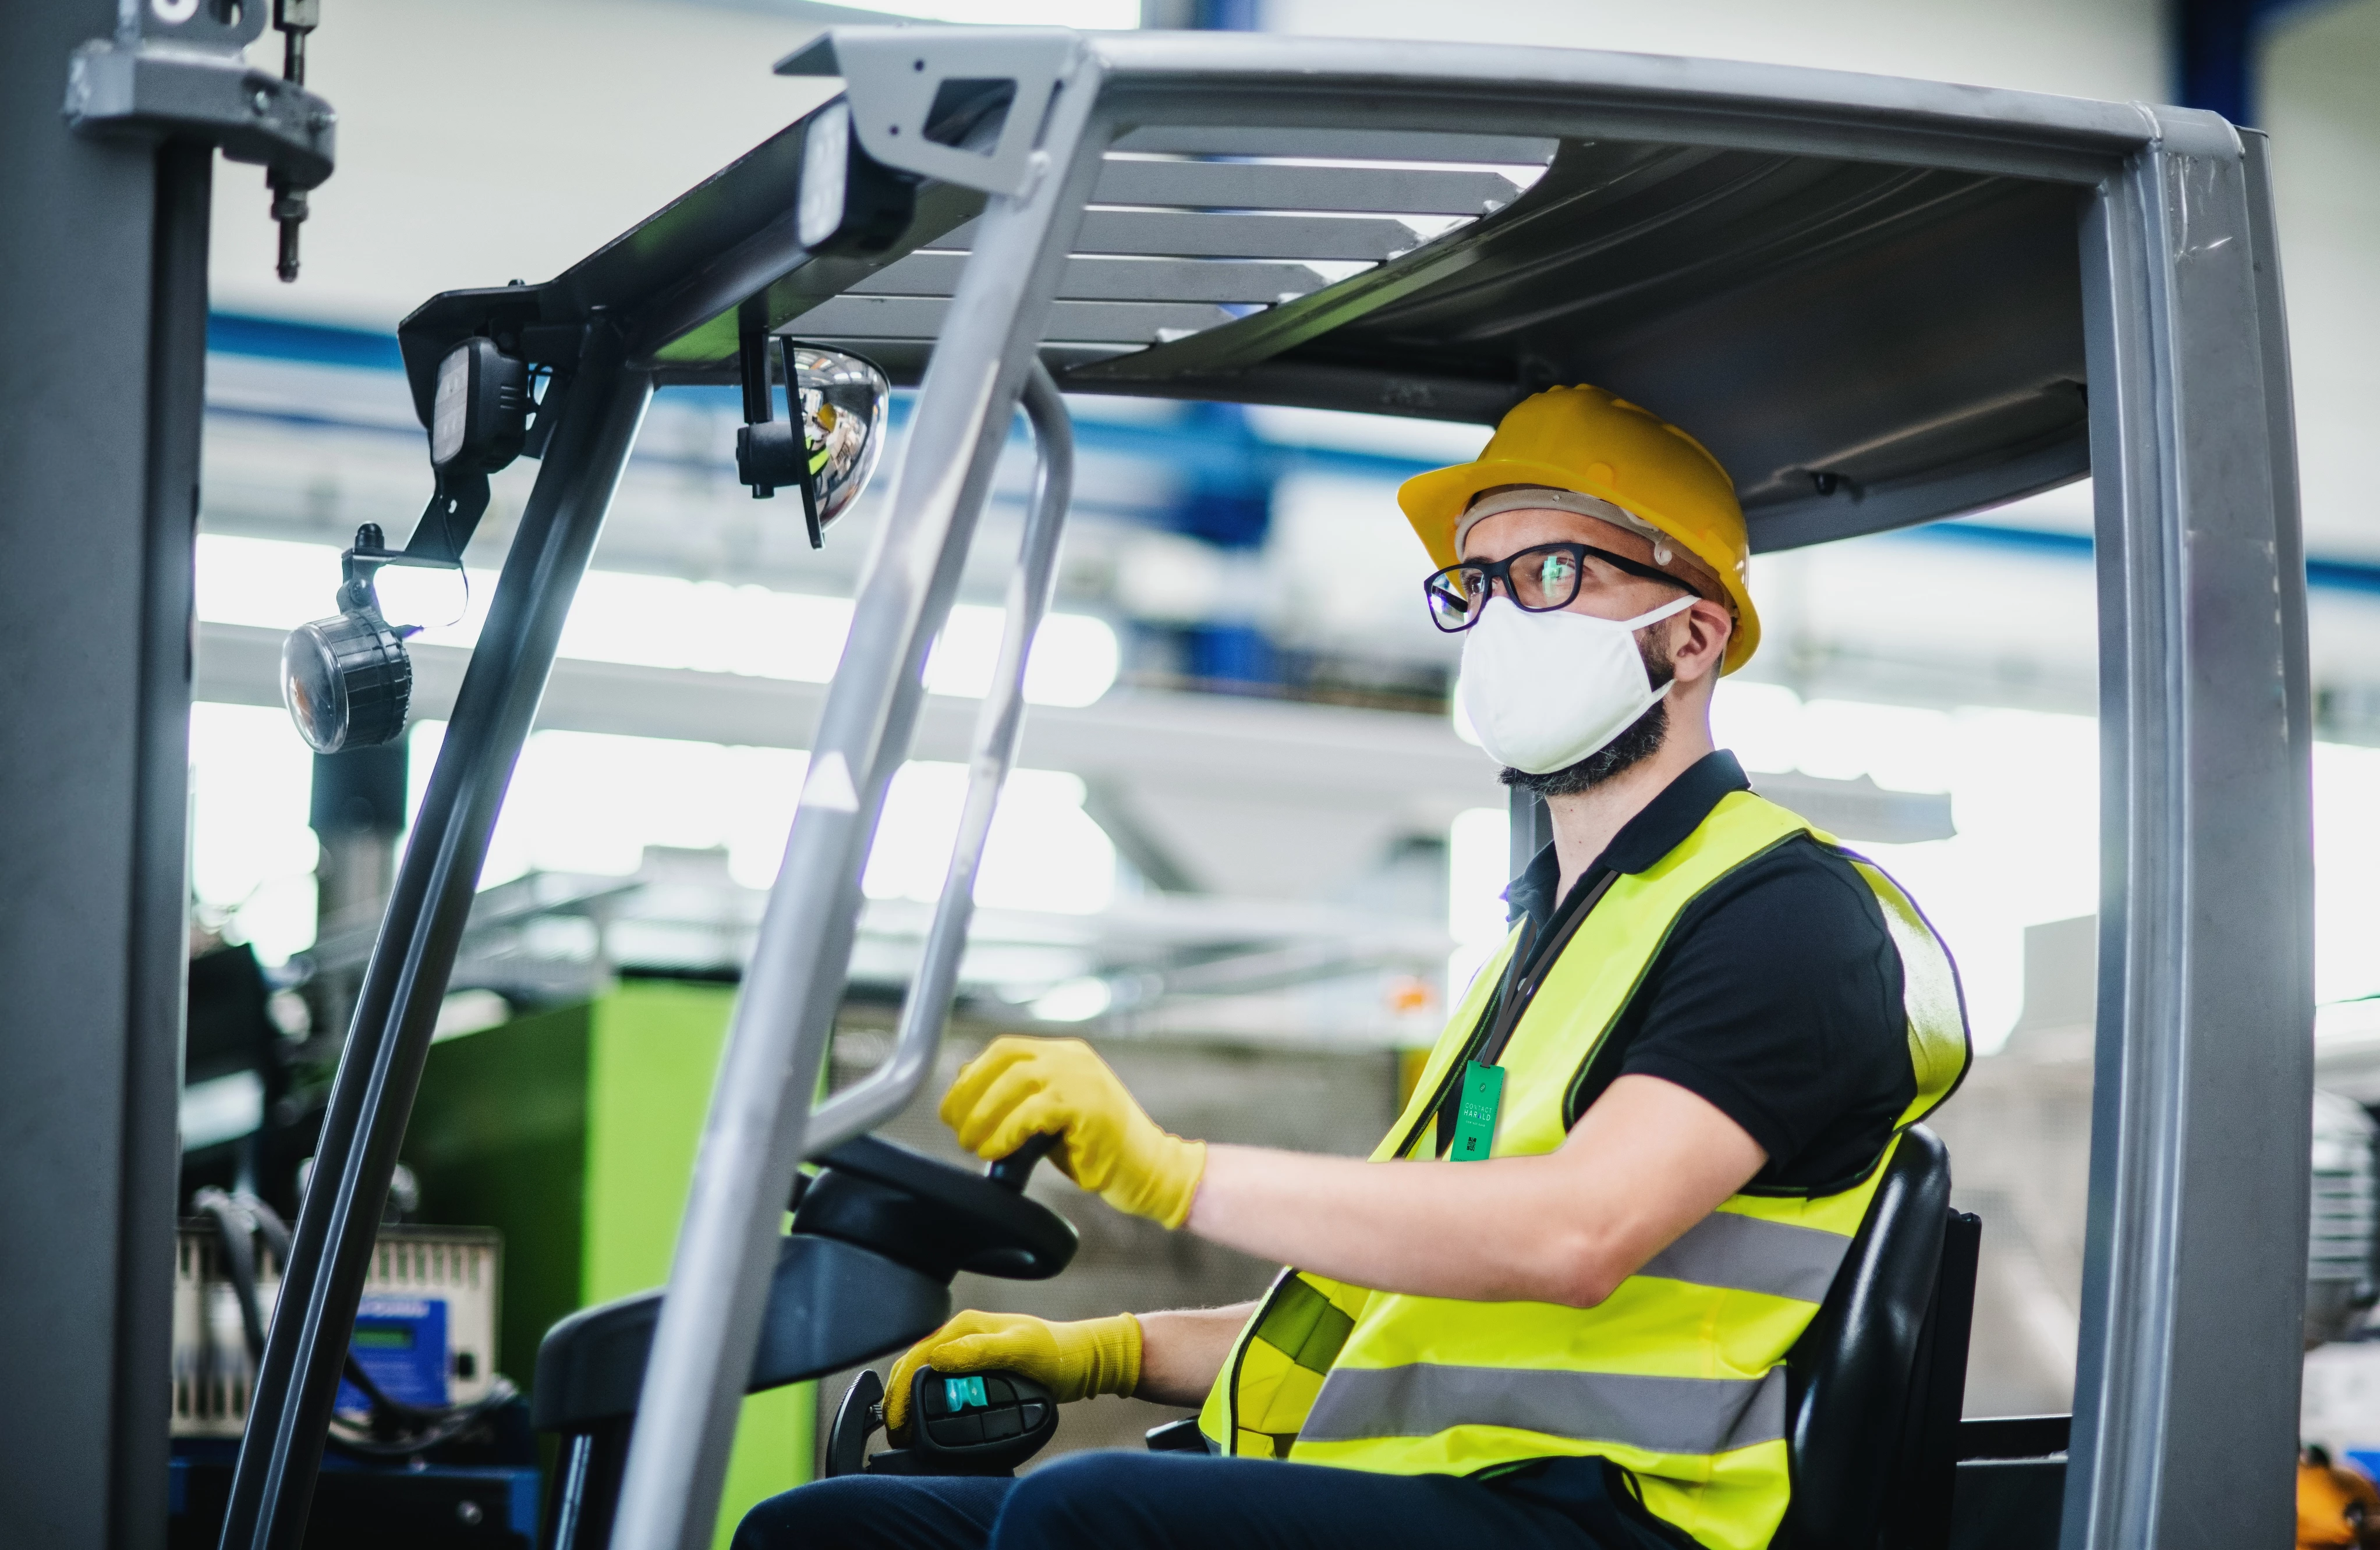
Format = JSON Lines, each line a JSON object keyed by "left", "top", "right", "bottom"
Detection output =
{"left": 792, "top": 1133, "right": 1077, "bottom": 1282}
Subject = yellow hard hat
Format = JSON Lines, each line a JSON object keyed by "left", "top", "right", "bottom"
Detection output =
{"left": 1398, "top": 385, "right": 1760, "bottom": 673}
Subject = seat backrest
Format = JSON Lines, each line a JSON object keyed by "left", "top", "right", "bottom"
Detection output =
{"left": 531, "top": 1233, "right": 948, "bottom": 1434}
{"left": 1777, "top": 1125, "right": 1960, "bottom": 1550}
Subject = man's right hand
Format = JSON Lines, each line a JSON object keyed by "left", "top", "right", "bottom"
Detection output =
{"left": 940, "top": 1036, "right": 1208, "bottom": 1229}
{"left": 882, "top": 1309, "right": 1142, "bottom": 1435}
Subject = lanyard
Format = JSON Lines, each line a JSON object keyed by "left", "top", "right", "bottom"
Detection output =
{"left": 1437, "top": 869, "right": 1621, "bottom": 1160}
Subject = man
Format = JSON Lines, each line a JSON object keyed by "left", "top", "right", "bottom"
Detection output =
{"left": 739, "top": 385, "right": 1969, "bottom": 1550}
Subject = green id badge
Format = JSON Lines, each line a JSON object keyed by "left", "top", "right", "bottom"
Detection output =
{"left": 1450, "top": 1060, "right": 1504, "bottom": 1161}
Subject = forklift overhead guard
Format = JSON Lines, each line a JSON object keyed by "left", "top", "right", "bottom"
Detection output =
{"left": 221, "top": 27, "right": 2311, "bottom": 1550}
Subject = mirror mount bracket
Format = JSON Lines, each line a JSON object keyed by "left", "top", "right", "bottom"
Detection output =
{"left": 735, "top": 315, "right": 826, "bottom": 545}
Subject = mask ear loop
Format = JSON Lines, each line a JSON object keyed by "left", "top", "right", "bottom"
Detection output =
{"left": 1619, "top": 594, "right": 1698, "bottom": 631}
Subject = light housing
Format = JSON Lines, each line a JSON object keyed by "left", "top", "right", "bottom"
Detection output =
{"left": 429, "top": 337, "right": 529, "bottom": 473}
{"left": 281, "top": 604, "right": 412, "bottom": 754}
{"left": 796, "top": 101, "right": 915, "bottom": 254}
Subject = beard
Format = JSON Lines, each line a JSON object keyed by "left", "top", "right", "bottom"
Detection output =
{"left": 1497, "top": 634, "right": 1674, "bottom": 798}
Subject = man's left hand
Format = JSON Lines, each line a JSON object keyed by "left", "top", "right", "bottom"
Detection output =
{"left": 940, "top": 1036, "right": 1206, "bottom": 1228}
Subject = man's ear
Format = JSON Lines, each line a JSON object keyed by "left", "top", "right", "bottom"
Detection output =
{"left": 1670, "top": 598, "right": 1733, "bottom": 684}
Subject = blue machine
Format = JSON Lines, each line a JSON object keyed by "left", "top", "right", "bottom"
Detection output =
{"left": 337, "top": 1294, "right": 452, "bottom": 1414}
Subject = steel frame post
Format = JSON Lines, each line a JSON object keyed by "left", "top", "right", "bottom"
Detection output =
{"left": 605, "top": 34, "right": 1111, "bottom": 1549}
{"left": 2065, "top": 112, "right": 2313, "bottom": 1549}
{"left": 0, "top": 5, "right": 210, "bottom": 1543}
{"left": 220, "top": 334, "right": 654, "bottom": 1550}
{"left": 804, "top": 363, "right": 1078, "bottom": 1154}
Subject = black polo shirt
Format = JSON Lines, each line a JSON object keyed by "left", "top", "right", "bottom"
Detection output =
{"left": 1485, "top": 751, "right": 1915, "bottom": 1194}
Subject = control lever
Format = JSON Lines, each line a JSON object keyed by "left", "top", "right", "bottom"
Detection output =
{"left": 824, "top": 1365, "right": 1058, "bottom": 1479}
{"left": 825, "top": 1368, "right": 886, "bottom": 1479}
{"left": 987, "top": 1132, "right": 1060, "bottom": 1193}
{"left": 820, "top": 1136, "right": 1068, "bottom": 1479}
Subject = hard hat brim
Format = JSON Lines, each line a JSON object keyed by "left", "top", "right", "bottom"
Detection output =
{"left": 1398, "top": 456, "right": 1762, "bottom": 673}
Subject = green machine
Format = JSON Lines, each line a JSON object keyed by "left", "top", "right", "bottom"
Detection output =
{"left": 402, "top": 983, "right": 812, "bottom": 1546}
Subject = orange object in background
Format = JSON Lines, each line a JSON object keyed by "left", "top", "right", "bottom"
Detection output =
{"left": 2299, "top": 1448, "right": 2380, "bottom": 1548}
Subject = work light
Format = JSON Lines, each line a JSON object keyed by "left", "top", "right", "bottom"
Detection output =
{"left": 281, "top": 335, "right": 534, "bottom": 753}
{"left": 798, "top": 102, "right": 853, "bottom": 251}
{"left": 282, "top": 579, "right": 412, "bottom": 754}
{"left": 797, "top": 100, "right": 915, "bottom": 254}
{"left": 430, "top": 336, "right": 528, "bottom": 473}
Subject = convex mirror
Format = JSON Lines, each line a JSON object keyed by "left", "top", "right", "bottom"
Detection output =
{"left": 735, "top": 343, "right": 891, "bottom": 544}
{"left": 796, "top": 345, "right": 891, "bottom": 530}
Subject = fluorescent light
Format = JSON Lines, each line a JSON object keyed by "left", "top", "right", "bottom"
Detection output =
{"left": 188, "top": 701, "right": 320, "bottom": 965}
{"left": 865, "top": 763, "right": 1114, "bottom": 914}
{"left": 1245, "top": 404, "right": 1491, "bottom": 464}
{"left": 465, "top": 729, "right": 1118, "bottom": 917}
{"left": 926, "top": 605, "right": 1122, "bottom": 707}
{"left": 1022, "top": 613, "right": 1122, "bottom": 707}
{"left": 1032, "top": 977, "right": 1115, "bottom": 1022}
{"left": 199, "top": 540, "right": 1117, "bottom": 707}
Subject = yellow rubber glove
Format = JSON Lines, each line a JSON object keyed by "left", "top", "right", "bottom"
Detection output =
{"left": 940, "top": 1035, "right": 1207, "bottom": 1228}
{"left": 882, "top": 1309, "right": 1142, "bottom": 1435}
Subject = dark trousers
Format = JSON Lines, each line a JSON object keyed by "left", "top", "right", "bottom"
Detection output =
{"left": 734, "top": 1450, "right": 1691, "bottom": 1550}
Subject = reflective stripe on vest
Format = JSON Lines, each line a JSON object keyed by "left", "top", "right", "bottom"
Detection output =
{"left": 1301, "top": 1365, "right": 1791, "bottom": 1455}
{"left": 1196, "top": 790, "right": 1971, "bottom": 1550}
{"left": 1637, "top": 1208, "right": 1853, "bottom": 1304}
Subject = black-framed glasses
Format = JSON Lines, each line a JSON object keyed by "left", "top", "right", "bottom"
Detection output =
{"left": 1422, "top": 541, "right": 1688, "bottom": 633}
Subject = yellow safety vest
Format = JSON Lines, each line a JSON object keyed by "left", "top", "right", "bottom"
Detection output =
{"left": 1197, "top": 791, "right": 1971, "bottom": 1550}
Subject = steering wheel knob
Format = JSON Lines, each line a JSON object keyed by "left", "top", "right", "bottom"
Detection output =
{"left": 987, "top": 1132, "right": 1060, "bottom": 1193}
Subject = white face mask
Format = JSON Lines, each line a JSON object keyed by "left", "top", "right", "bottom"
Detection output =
{"left": 1455, "top": 594, "right": 1695, "bottom": 775}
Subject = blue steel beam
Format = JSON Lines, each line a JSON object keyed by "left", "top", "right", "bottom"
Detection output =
{"left": 2172, "top": 0, "right": 2344, "bottom": 124}
{"left": 202, "top": 308, "right": 2380, "bottom": 597}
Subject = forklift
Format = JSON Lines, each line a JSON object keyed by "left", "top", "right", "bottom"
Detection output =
{"left": 137, "top": 23, "right": 2311, "bottom": 1550}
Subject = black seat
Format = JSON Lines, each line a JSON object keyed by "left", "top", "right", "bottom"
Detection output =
{"left": 532, "top": 1137, "right": 1079, "bottom": 1549}
{"left": 531, "top": 1233, "right": 952, "bottom": 1434}
{"left": 1777, "top": 1123, "right": 1978, "bottom": 1550}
